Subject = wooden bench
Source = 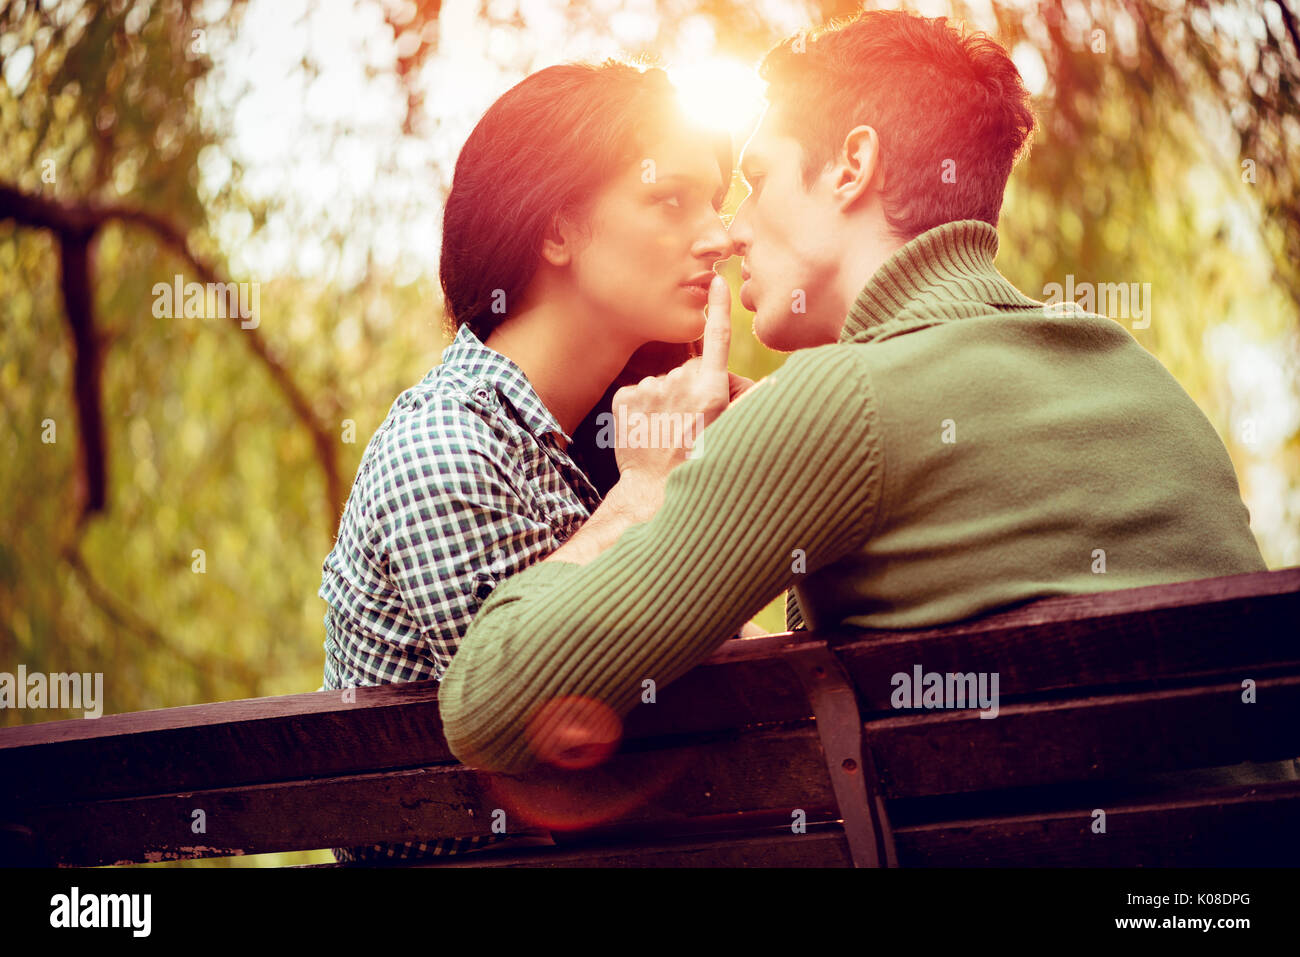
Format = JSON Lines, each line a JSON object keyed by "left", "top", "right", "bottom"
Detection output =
{"left": 2, "top": 567, "right": 1298, "bottom": 867}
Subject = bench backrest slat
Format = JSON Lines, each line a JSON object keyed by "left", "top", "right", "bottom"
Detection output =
{"left": 0, "top": 636, "right": 829, "bottom": 808}
{"left": 893, "top": 779, "right": 1300, "bottom": 867}
{"left": 834, "top": 567, "right": 1300, "bottom": 712}
{"left": 16, "top": 726, "right": 835, "bottom": 867}
{"left": 870, "top": 674, "right": 1300, "bottom": 798}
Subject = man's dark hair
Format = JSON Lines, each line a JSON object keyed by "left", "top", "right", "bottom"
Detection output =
{"left": 759, "top": 9, "right": 1036, "bottom": 239}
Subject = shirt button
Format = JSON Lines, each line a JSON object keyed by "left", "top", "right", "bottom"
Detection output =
{"left": 474, "top": 388, "right": 490, "bottom": 401}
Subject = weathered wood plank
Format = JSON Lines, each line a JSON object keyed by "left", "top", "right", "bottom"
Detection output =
{"left": 10, "top": 725, "right": 836, "bottom": 866}
{"left": 422, "top": 824, "right": 853, "bottom": 868}
{"left": 894, "top": 779, "right": 1300, "bottom": 866}
{"left": 0, "top": 681, "right": 450, "bottom": 806}
{"left": 832, "top": 566, "right": 1300, "bottom": 712}
{"left": 0, "top": 636, "right": 822, "bottom": 807}
{"left": 869, "top": 674, "right": 1300, "bottom": 798}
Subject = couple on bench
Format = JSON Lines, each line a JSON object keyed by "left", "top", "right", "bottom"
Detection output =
{"left": 316, "top": 10, "right": 1276, "bottom": 864}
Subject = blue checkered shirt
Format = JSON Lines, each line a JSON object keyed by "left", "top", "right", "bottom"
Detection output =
{"left": 319, "top": 324, "right": 602, "bottom": 863}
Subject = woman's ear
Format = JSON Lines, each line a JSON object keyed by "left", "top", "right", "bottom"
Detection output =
{"left": 540, "top": 209, "right": 577, "bottom": 267}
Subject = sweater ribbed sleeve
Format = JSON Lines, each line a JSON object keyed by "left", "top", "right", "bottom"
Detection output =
{"left": 437, "top": 345, "right": 884, "bottom": 772}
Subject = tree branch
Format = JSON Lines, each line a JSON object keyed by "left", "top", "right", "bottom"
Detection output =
{"left": 1278, "top": 0, "right": 1300, "bottom": 62}
{"left": 0, "top": 183, "right": 344, "bottom": 529}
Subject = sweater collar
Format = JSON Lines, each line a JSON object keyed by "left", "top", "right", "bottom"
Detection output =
{"left": 839, "top": 219, "right": 1040, "bottom": 344}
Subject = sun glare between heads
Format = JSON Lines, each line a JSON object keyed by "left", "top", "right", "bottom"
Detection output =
{"left": 667, "top": 58, "right": 766, "bottom": 138}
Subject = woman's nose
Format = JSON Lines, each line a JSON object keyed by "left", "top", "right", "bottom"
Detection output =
{"left": 696, "top": 222, "right": 736, "bottom": 262}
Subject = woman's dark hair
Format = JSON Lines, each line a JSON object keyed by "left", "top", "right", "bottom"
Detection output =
{"left": 439, "top": 58, "right": 731, "bottom": 496}
{"left": 440, "top": 57, "right": 729, "bottom": 342}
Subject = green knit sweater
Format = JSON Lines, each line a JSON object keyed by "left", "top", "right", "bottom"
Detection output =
{"left": 437, "top": 219, "right": 1266, "bottom": 773}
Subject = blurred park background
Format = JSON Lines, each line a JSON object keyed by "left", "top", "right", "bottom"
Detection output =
{"left": 1, "top": 0, "right": 1299, "bottom": 861}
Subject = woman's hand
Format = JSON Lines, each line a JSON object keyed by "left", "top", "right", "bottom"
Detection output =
{"left": 727, "top": 372, "right": 757, "bottom": 401}
{"left": 611, "top": 274, "right": 736, "bottom": 485}
{"left": 545, "top": 277, "right": 758, "bottom": 565}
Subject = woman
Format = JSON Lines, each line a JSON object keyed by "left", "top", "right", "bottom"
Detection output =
{"left": 318, "top": 58, "right": 737, "bottom": 863}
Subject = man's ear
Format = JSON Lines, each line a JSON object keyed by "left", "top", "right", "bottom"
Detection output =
{"left": 832, "top": 125, "right": 881, "bottom": 212}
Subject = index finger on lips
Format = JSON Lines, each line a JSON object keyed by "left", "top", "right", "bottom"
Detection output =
{"left": 700, "top": 273, "right": 731, "bottom": 378}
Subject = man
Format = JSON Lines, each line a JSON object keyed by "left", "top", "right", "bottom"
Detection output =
{"left": 437, "top": 10, "right": 1270, "bottom": 775}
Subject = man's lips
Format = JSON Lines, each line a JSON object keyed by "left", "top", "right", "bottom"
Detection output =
{"left": 739, "top": 277, "right": 755, "bottom": 311}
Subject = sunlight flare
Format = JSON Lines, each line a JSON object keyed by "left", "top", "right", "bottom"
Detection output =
{"left": 667, "top": 57, "right": 766, "bottom": 138}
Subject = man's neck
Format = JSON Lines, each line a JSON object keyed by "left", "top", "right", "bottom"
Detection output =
{"left": 827, "top": 226, "right": 907, "bottom": 341}
{"left": 837, "top": 220, "right": 1035, "bottom": 341}
{"left": 484, "top": 298, "right": 637, "bottom": 446}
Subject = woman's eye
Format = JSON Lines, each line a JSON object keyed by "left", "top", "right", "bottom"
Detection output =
{"left": 659, "top": 194, "right": 683, "bottom": 208}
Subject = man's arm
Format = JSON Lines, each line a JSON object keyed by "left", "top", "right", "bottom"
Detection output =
{"left": 541, "top": 473, "right": 661, "bottom": 565}
{"left": 436, "top": 345, "right": 885, "bottom": 772}
{"left": 542, "top": 474, "right": 768, "bottom": 635}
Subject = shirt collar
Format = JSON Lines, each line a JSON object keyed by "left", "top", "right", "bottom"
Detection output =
{"left": 839, "top": 219, "right": 1041, "bottom": 344}
{"left": 439, "top": 325, "right": 574, "bottom": 445}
